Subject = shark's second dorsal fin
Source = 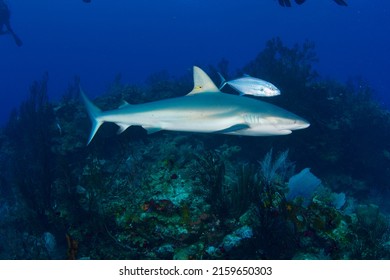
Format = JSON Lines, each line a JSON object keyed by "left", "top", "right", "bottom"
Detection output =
{"left": 187, "top": 66, "right": 220, "bottom": 95}
{"left": 119, "top": 101, "right": 131, "bottom": 109}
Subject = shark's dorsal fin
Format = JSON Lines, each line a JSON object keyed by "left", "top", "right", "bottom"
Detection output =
{"left": 187, "top": 66, "right": 220, "bottom": 95}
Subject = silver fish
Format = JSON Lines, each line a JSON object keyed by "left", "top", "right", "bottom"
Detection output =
{"left": 218, "top": 73, "right": 281, "bottom": 97}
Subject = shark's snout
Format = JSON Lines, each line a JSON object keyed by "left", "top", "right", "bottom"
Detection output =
{"left": 295, "top": 118, "right": 310, "bottom": 130}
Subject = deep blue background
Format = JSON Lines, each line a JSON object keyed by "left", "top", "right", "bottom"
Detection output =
{"left": 1, "top": 0, "right": 389, "bottom": 124}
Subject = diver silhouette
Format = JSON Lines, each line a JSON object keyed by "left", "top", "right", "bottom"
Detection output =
{"left": 0, "top": 0, "right": 22, "bottom": 46}
{"left": 278, "top": 0, "right": 347, "bottom": 7}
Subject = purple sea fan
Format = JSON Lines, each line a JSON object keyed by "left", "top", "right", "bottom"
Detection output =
{"left": 286, "top": 168, "right": 321, "bottom": 206}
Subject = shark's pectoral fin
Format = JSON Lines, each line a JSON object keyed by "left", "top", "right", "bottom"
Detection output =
{"left": 143, "top": 127, "right": 162, "bottom": 134}
{"left": 214, "top": 124, "right": 250, "bottom": 134}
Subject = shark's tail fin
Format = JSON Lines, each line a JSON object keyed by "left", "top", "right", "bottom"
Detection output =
{"left": 217, "top": 72, "right": 227, "bottom": 90}
{"left": 80, "top": 87, "right": 103, "bottom": 145}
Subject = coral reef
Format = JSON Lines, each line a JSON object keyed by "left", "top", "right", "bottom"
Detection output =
{"left": 1, "top": 38, "right": 390, "bottom": 260}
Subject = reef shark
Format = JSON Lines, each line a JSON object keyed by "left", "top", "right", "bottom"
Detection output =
{"left": 81, "top": 66, "right": 309, "bottom": 144}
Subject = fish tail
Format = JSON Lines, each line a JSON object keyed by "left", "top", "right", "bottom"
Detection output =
{"left": 217, "top": 72, "right": 227, "bottom": 90}
{"left": 80, "top": 87, "right": 103, "bottom": 145}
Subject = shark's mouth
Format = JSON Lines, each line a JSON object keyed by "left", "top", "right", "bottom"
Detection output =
{"left": 278, "top": 129, "right": 292, "bottom": 135}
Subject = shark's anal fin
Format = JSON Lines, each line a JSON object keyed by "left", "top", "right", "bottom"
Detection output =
{"left": 117, "top": 123, "right": 130, "bottom": 134}
{"left": 187, "top": 66, "right": 220, "bottom": 95}
{"left": 214, "top": 124, "right": 250, "bottom": 134}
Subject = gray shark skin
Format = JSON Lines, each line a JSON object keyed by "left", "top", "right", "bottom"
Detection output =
{"left": 81, "top": 66, "right": 309, "bottom": 144}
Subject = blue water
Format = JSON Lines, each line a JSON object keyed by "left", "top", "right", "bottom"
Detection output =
{"left": 1, "top": 0, "right": 390, "bottom": 124}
